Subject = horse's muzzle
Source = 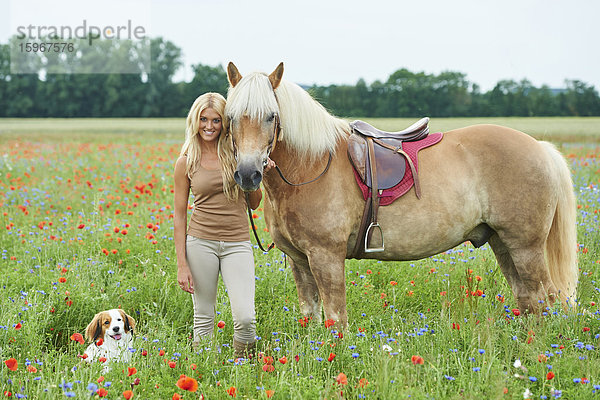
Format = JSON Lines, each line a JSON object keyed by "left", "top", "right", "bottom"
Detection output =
{"left": 234, "top": 161, "right": 263, "bottom": 192}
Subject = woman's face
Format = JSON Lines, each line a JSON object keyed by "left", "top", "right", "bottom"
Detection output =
{"left": 198, "top": 107, "right": 223, "bottom": 144}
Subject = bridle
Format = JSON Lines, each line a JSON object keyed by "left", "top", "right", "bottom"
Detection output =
{"left": 232, "top": 108, "right": 333, "bottom": 252}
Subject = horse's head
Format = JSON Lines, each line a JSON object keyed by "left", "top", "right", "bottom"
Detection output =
{"left": 225, "top": 62, "right": 284, "bottom": 192}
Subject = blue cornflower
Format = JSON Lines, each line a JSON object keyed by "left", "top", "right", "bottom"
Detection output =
{"left": 87, "top": 383, "right": 98, "bottom": 392}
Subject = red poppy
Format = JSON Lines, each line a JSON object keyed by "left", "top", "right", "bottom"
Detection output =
{"left": 14, "top": 323, "right": 22, "bottom": 330}
{"left": 176, "top": 375, "right": 198, "bottom": 392}
{"left": 26, "top": 365, "right": 37, "bottom": 373}
{"left": 168, "top": 361, "right": 176, "bottom": 368}
{"left": 583, "top": 327, "right": 590, "bottom": 332}
{"left": 70, "top": 333, "right": 84, "bottom": 345}
{"left": 335, "top": 373, "right": 348, "bottom": 385}
{"left": 99, "top": 357, "right": 107, "bottom": 363}
{"left": 123, "top": 390, "right": 133, "bottom": 399}
{"left": 77, "top": 224, "right": 85, "bottom": 229}
{"left": 357, "top": 378, "right": 369, "bottom": 388}
{"left": 98, "top": 376, "right": 105, "bottom": 383}
{"left": 217, "top": 321, "right": 225, "bottom": 329}
{"left": 4, "top": 358, "right": 17, "bottom": 371}
{"left": 159, "top": 350, "right": 165, "bottom": 356}
{"left": 58, "top": 277, "right": 67, "bottom": 283}
{"left": 97, "top": 388, "right": 108, "bottom": 397}
{"left": 127, "top": 367, "right": 137, "bottom": 376}
{"left": 227, "top": 386, "right": 237, "bottom": 397}
{"left": 390, "top": 281, "right": 398, "bottom": 286}
{"left": 411, "top": 355, "right": 424, "bottom": 365}
{"left": 172, "top": 394, "right": 181, "bottom": 400}
{"left": 512, "top": 309, "right": 520, "bottom": 316}
{"left": 324, "top": 319, "right": 335, "bottom": 328}
{"left": 266, "top": 389, "right": 274, "bottom": 398}
{"left": 278, "top": 356, "right": 287, "bottom": 364}
{"left": 328, "top": 353, "right": 336, "bottom": 362}
{"left": 547, "top": 371, "right": 555, "bottom": 380}
{"left": 96, "top": 338, "right": 104, "bottom": 346}
{"left": 262, "top": 364, "right": 275, "bottom": 372}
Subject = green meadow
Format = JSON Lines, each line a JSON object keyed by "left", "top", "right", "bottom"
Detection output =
{"left": 0, "top": 118, "right": 599, "bottom": 399}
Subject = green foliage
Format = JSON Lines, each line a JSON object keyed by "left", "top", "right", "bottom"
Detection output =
{"left": 0, "top": 120, "right": 599, "bottom": 398}
{"left": 2, "top": 37, "right": 600, "bottom": 117}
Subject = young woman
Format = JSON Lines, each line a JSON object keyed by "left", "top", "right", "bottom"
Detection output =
{"left": 173, "top": 92, "right": 274, "bottom": 358}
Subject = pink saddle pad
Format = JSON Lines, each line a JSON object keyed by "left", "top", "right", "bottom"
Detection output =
{"left": 353, "top": 132, "right": 443, "bottom": 205}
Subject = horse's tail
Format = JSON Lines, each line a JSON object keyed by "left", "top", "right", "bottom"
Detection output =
{"left": 541, "top": 141, "right": 578, "bottom": 307}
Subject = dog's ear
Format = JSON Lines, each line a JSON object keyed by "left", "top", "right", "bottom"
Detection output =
{"left": 85, "top": 312, "right": 103, "bottom": 343}
{"left": 120, "top": 310, "right": 136, "bottom": 333}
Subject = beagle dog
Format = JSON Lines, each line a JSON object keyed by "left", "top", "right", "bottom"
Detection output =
{"left": 84, "top": 309, "right": 136, "bottom": 363}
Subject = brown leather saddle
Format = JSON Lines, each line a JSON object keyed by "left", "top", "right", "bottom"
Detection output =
{"left": 347, "top": 117, "right": 430, "bottom": 256}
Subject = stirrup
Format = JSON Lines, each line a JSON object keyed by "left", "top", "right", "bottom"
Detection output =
{"left": 364, "top": 222, "right": 385, "bottom": 253}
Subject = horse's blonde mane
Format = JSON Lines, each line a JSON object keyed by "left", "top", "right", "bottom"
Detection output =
{"left": 226, "top": 72, "right": 349, "bottom": 161}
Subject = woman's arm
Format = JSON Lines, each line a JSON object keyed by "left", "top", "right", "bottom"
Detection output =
{"left": 174, "top": 156, "right": 194, "bottom": 293}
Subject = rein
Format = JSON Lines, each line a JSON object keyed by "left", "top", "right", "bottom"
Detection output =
{"left": 274, "top": 151, "right": 332, "bottom": 186}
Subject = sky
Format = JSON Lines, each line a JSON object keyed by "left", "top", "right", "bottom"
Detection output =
{"left": 2, "top": 0, "right": 599, "bottom": 91}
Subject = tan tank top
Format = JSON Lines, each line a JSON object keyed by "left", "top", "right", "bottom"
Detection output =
{"left": 187, "top": 166, "right": 249, "bottom": 242}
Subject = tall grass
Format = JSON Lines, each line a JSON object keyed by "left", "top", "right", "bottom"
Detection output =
{"left": 0, "top": 118, "right": 599, "bottom": 399}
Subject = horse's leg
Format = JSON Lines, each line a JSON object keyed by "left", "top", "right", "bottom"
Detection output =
{"left": 288, "top": 255, "right": 322, "bottom": 322}
{"left": 306, "top": 250, "right": 348, "bottom": 328}
{"left": 508, "top": 246, "right": 558, "bottom": 313}
{"left": 488, "top": 234, "right": 521, "bottom": 293}
{"left": 490, "top": 234, "right": 558, "bottom": 313}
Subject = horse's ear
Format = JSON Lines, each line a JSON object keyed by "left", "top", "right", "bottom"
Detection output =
{"left": 227, "top": 62, "right": 242, "bottom": 87}
{"left": 268, "top": 62, "right": 284, "bottom": 90}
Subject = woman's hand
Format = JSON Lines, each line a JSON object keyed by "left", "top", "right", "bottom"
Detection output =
{"left": 177, "top": 264, "right": 194, "bottom": 293}
{"left": 264, "top": 157, "right": 276, "bottom": 173}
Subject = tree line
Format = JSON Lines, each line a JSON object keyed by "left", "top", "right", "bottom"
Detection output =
{"left": 1, "top": 37, "right": 599, "bottom": 118}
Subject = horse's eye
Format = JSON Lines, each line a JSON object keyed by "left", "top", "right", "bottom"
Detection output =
{"left": 267, "top": 113, "right": 275, "bottom": 123}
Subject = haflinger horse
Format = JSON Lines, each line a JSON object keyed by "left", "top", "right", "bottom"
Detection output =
{"left": 225, "top": 62, "right": 578, "bottom": 328}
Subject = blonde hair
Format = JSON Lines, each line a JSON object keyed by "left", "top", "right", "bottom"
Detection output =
{"left": 226, "top": 72, "right": 348, "bottom": 162}
{"left": 180, "top": 92, "right": 239, "bottom": 201}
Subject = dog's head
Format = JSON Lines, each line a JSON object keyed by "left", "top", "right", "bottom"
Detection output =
{"left": 85, "top": 309, "right": 136, "bottom": 343}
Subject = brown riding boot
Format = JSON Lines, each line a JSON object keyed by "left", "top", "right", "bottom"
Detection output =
{"left": 233, "top": 339, "right": 256, "bottom": 360}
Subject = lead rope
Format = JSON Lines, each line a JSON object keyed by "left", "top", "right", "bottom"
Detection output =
{"left": 245, "top": 192, "right": 275, "bottom": 252}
